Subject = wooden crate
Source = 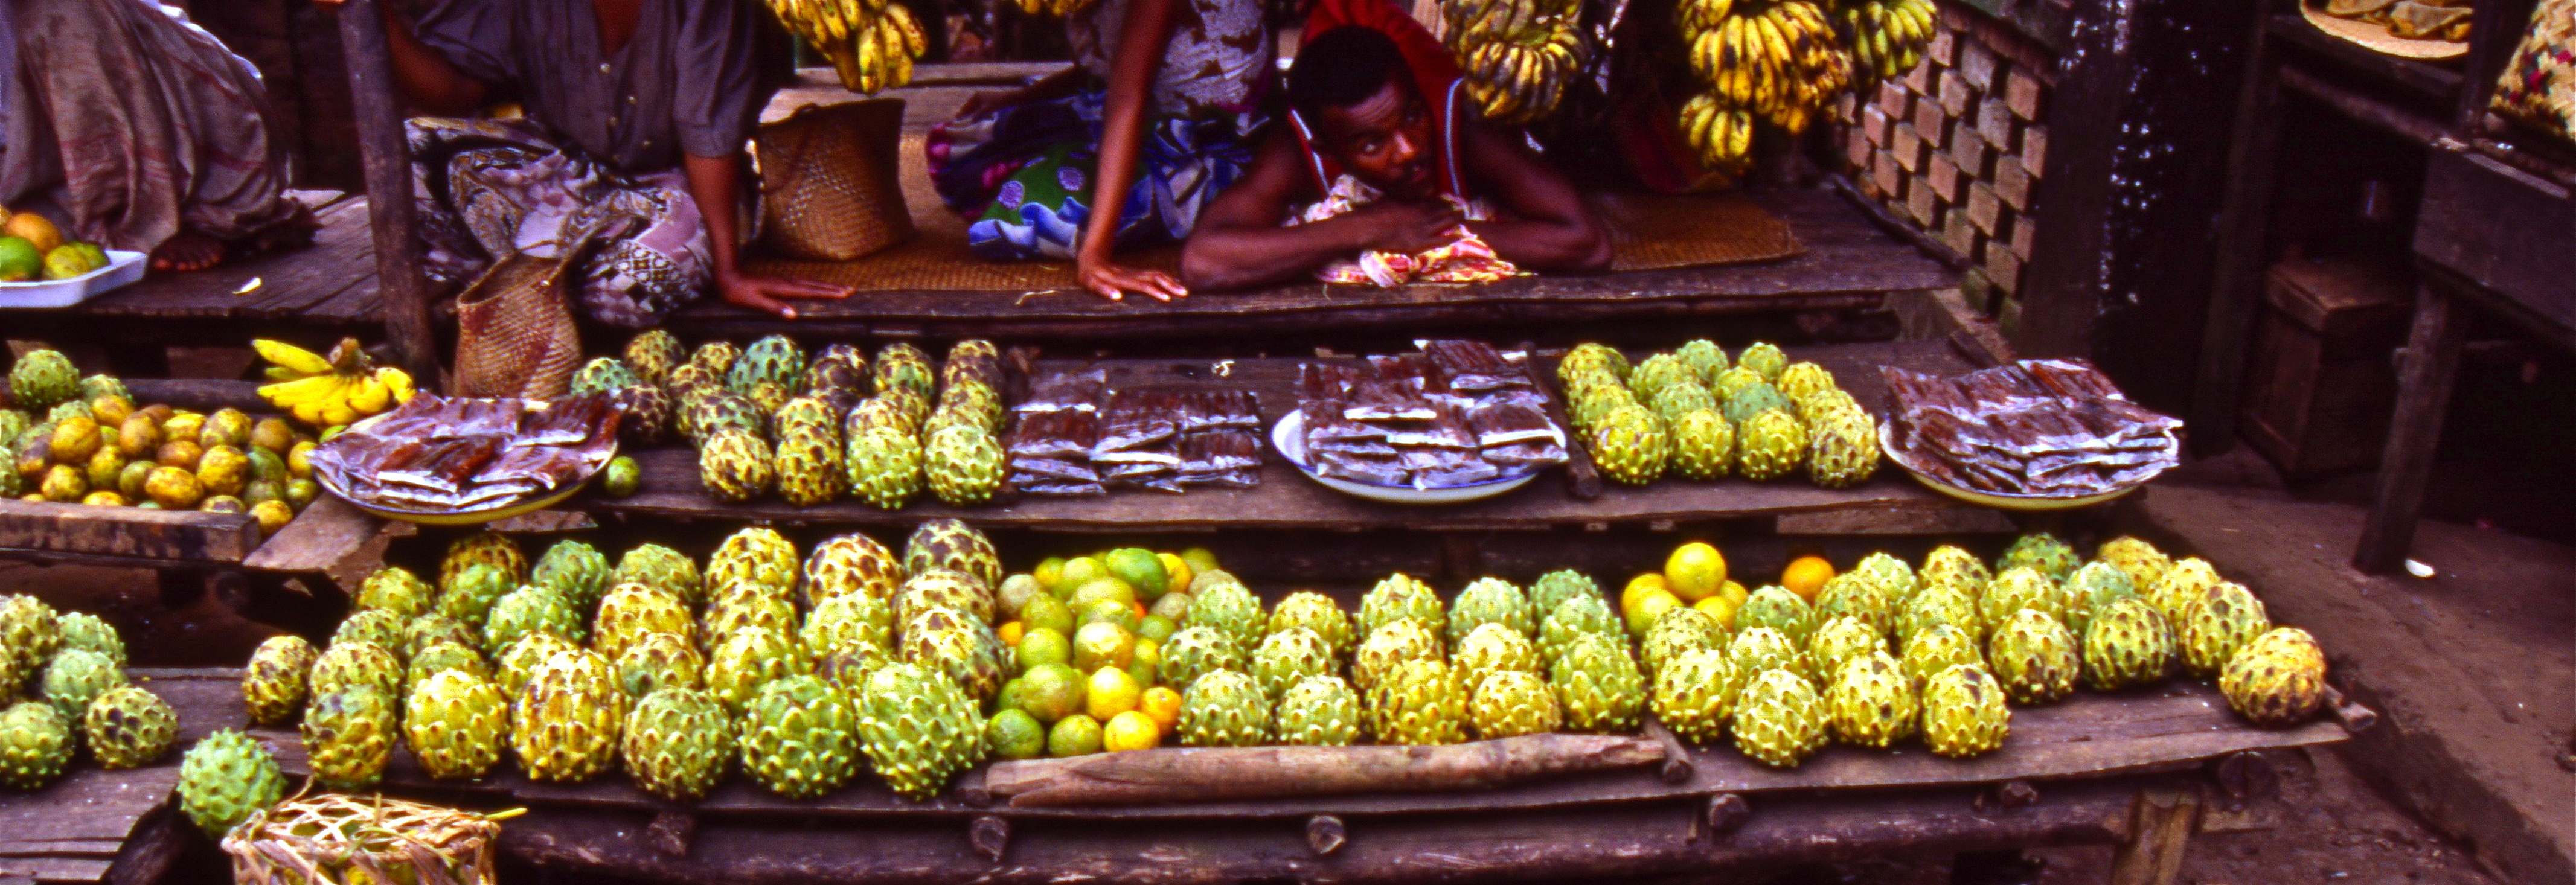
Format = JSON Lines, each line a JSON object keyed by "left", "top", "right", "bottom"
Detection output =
{"left": 0, "top": 497, "right": 263, "bottom": 563}
{"left": 2240, "top": 258, "right": 2411, "bottom": 476}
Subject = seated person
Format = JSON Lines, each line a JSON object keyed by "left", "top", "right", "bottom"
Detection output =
{"left": 929, "top": 0, "right": 1274, "bottom": 301}
{"left": 0, "top": 0, "right": 315, "bottom": 272}
{"left": 1180, "top": 17, "right": 1609, "bottom": 292}
{"left": 327, "top": 0, "right": 853, "bottom": 326}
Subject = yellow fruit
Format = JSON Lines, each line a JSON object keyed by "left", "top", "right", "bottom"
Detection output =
{"left": 1103, "top": 710, "right": 1161, "bottom": 752}
{"left": 7, "top": 212, "right": 63, "bottom": 254}
{"left": 40, "top": 245, "right": 87, "bottom": 280}
{"left": 250, "top": 500, "right": 295, "bottom": 534}
{"left": 1627, "top": 589, "right": 1683, "bottom": 637}
{"left": 998, "top": 621, "right": 1025, "bottom": 647}
{"left": 1139, "top": 686, "right": 1183, "bottom": 730}
{"left": 1086, "top": 666, "right": 1143, "bottom": 721}
{"left": 1620, "top": 573, "right": 1671, "bottom": 615}
{"left": 1033, "top": 558, "right": 1067, "bottom": 592}
{"left": 286, "top": 441, "right": 315, "bottom": 479}
{"left": 1047, "top": 714, "right": 1104, "bottom": 756}
{"left": 144, "top": 466, "right": 203, "bottom": 509}
{"left": 1157, "top": 552, "right": 1193, "bottom": 596}
{"left": 1782, "top": 555, "right": 1836, "bottom": 602}
{"left": 1694, "top": 593, "right": 1743, "bottom": 629}
{"left": 81, "top": 490, "right": 125, "bottom": 506}
{"left": 1664, "top": 542, "right": 1727, "bottom": 602}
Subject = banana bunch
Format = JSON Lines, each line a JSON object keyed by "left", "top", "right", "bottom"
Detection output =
{"left": 1677, "top": 92, "right": 1758, "bottom": 173}
{"left": 1008, "top": 0, "right": 1097, "bottom": 18}
{"left": 1443, "top": 0, "right": 1587, "bottom": 125}
{"left": 763, "top": 0, "right": 928, "bottom": 94}
{"left": 1673, "top": 0, "right": 1851, "bottom": 170}
{"left": 254, "top": 338, "right": 415, "bottom": 430}
{"left": 1840, "top": 0, "right": 1935, "bottom": 87}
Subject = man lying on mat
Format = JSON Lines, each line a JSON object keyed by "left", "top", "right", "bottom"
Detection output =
{"left": 318, "top": 0, "right": 854, "bottom": 325}
{"left": 1179, "top": 19, "right": 1607, "bottom": 291}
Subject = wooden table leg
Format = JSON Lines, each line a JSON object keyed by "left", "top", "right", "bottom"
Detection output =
{"left": 2353, "top": 284, "right": 2465, "bottom": 574}
{"left": 2108, "top": 785, "right": 2201, "bottom": 885}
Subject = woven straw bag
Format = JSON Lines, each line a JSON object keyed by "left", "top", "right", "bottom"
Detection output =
{"left": 757, "top": 98, "right": 914, "bottom": 260}
{"left": 222, "top": 793, "right": 505, "bottom": 885}
{"left": 452, "top": 232, "right": 589, "bottom": 399}
{"left": 2492, "top": 0, "right": 2576, "bottom": 144}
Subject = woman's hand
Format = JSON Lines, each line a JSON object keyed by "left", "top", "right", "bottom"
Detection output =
{"left": 1076, "top": 251, "right": 1188, "bottom": 302}
{"left": 717, "top": 270, "right": 856, "bottom": 319}
{"left": 953, "top": 89, "right": 1023, "bottom": 120}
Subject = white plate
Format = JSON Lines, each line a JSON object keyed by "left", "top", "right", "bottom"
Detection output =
{"left": 1270, "top": 409, "right": 1540, "bottom": 505}
{"left": 0, "top": 251, "right": 147, "bottom": 309}
{"left": 1878, "top": 418, "right": 2164, "bottom": 511}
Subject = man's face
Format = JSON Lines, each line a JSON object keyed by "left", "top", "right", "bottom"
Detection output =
{"left": 1318, "top": 79, "right": 1437, "bottom": 201}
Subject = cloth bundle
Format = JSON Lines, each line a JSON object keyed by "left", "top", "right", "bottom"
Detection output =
{"left": 1291, "top": 174, "right": 1520, "bottom": 287}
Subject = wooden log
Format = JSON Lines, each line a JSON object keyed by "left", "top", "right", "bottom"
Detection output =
{"left": 121, "top": 379, "right": 266, "bottom": 414}
{"left": 2107, "top": 784, "right": 2202, "bottom": 885}
{"left": 334, "top": 0, "right": 437, "bottom": 382}
{"left": 985, "top": 735, "right": 1667, "bottom": 807}
{"left": 2322, "top": 684, "right": 2379, "bottom": 734}
{"left": 2353, "top": 286, "right": 2464, "bottom": 574}
{"left": 0, "top": 499, "right": 260, "bottom": 563}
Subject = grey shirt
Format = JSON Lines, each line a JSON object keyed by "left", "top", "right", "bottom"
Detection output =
{"left": 415, "top": 0, "right": 776, "bottom": 173}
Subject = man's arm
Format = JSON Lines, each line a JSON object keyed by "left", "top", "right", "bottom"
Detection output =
{"left": 1181, "top": 135, "right": 1466, "bottom": 291}
{"left": 312, "top": 0, "right": 489, "bottom": 114}
{"left": 1455, "top": 112, "right": 1612, "bottom": 272}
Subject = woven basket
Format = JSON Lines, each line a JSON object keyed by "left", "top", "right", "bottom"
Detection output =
{"left": 452, "top": 245, "right": 585, "bottom": 400}
{"left": 220, "top": 794, "right": 504, "bottom": 885}
{"left": 2492, "top": 0, "right": 2576, "bottom": 143}
{"left": 757, "top": 98, "right": 915, "bottom": 261}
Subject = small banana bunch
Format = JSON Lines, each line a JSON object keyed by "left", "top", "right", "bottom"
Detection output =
{"left": 1443, "top": 0, "right": 1587, "bottom": 125}
{"left": 1008, "top": 0, "right": 1097, "bottom": 18}
{"left": 1839, "top": 0, "right": 1935, "bottom": 87}
{"left": 254, "top": 338, "right": 415, "bottom": 430}
{"left": 763, "top": 0, "right": 928, "bottom": 94}
{"left": 1675, "top": 0, "right": 1851, "bottom": 170}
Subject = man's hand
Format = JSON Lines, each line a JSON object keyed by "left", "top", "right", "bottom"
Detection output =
{"left": 1077, "top": 252, "right": 1188, "bottom": 302}
{"left": 718, "top": 271, "right": 856, "bottom": 319}
{"left": 1350, "top": 200, "right": 1466, "bottom": 254}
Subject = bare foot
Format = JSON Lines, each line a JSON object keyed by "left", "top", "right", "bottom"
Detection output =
{"left": 149, "top": 231, "right": 225, "bottom": 272}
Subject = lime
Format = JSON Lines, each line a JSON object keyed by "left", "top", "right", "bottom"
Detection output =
{"left": 70, "top": 243, "right": 106, "bottom": 270}
{"left": 1078, "top": 598, "right": 1142, "bottom": 634}
{"left": 1069, "top": 577, "right": 1138, "bottom": 611}
{"left": 1019, "top": 593, "right": 1075, "bottom": 637}
{"left": 1056, "top": 557, "right": 1109, "bottom": 598}
{"left": 1103, "top": 710, "right": 1161, "bottom": 752}
{"left": 1103, "top": 548, "right": 1168, "bottom": 599}
{"left": 998, "top": 574, "right": 1043, "bottom": 619}
{"left": 985, "top": 709, "right": 1046, "bottom": 759}
{"left": 1126, "top": 638, "right": 1161, "bottom": 688}
{"left": 1180, "top": 547, "right": 1221, "bottom": 577}
{"left": 1136, "top": 615, "right": 1177, "bottom": 644}
{"left": 1071, "top": 621, "right": 1135, "bottom": 672}
{"left": 1626, "top": 589, "right": 1682, "bottom": 637}
{"left": 1019, "top": 627, "right": 1074, "bottom": 671}
{"left": 1085, "top": 666, "right": 1143, "bottom": 720}
{"left": 1017, "top": 663, "right": 1087, "bottom": 723}
{"left": 0, "top": 237, "right": 39, "bottom": 282}
{"left": 41, "top": 245, "right": 87, "bottom": 281}
{"left": 1047, "top": 714, "right": 1104, "bottom": 756}
{"left": 1032, "top": 557, "right": 1068, "bottom": 592}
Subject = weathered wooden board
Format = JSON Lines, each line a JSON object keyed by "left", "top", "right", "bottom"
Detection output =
{"left": 496, "top": 773, "right": 2154, "bottom": 885}
{"left": 0, "top": 500, "right": 261, "bottom": 563}
{"left": 667, "top": 188, "right": 1952, "bottom": 342}
{"left": 591, "top": 341, "right": 1988, "bottom": 531}
{"left": 240, "top": 496, "right": 400, "bottom": 588}
{"left": 141, "top": 667, "right": 2345, "bottom": 824}
{"left": 0, "top": 669, "right": 241, "bottom": 885}
{"left": 70, "top": 198, "right": 380, "bottom": 324}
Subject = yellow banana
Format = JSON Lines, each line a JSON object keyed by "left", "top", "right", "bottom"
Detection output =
{"left": 346, "top": 375, "right": 392, "bottom": 415}
{"left": 888, "top": 4, "right": 928, "bottom": 56}
{"left": 373, "top": 366, "right": 415, "bottom": 405}
{"left": 258, "top": 374, "right": 344, "bottom": 408}
{"left": 254, "top": 339, "right": 332, "bottom": 376}
{"left": 263, "top": 366, "right": 303, "bottom": 382}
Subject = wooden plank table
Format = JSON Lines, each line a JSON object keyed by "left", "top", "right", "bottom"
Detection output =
{"left": 593, "top": 341, "right": 2013, "bottom": 534}
{"left": 135, "top": 668, "right": 2354, "bottom": 885}
{"left": 0, "top": 670, "right": 244, "bottom": 885}
{"left": 665, "top": 187, "right": 1954, "bottom": 343}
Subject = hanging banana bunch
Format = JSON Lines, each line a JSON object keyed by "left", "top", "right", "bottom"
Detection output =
{"left": 1008, "top": 0, "right": 1100, "bottom": 18}
{"left": 1673, "top": 0, "right": 1851, "bottom": 171}
{"left": 763, "top": 0, "right": 929, "bottom": 94}
{"left": 1442, "top": 0, "right": 1589, "bottom": 125}
{"left": 1839, "top": 0, "right": 1937, "bottom": 88}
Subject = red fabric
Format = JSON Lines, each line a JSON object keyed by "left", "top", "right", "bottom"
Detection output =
{"left": 1289, "top": 0, "right": 1466, "bottom": 199}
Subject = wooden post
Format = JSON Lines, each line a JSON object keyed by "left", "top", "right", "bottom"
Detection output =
{"left": 2187, "top": 4, "right": 2288, "bottom": 456}
{"left": 2006, "top": 0, "right": 2139, "bottom": 360}
{"left": 2108, "top": 785, "right": 2201, "bottom": 885}
{"left": 335, "top": 0, "right": 438, "bottom": 384}
{"left": 2353, "top": 286, "right": 2464, "bottom": 574}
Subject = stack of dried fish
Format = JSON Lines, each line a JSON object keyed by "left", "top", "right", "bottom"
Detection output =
{"left": 1004, "top": 371, "right": 1263, "bottom": 495}
{"left": 1295, "top": 340, "right": 1568, "bottom": 490}
{"left": 309, "top": 393, "right": 621, "bottom": 514}
{"left": 1880, "top": 359, "right": 2180, "bottom": 497}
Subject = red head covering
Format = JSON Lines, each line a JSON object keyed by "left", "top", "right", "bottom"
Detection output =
{"left": 1288, "top": 0, "right": 1470, "bottom": 199}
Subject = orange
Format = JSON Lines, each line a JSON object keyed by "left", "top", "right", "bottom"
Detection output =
{"left": 1085, "top": 666, "right": 1143, "bottom": 721}
{"left": 1138, "top": 686, "right": 1183, "bottom": 730}
{"left": 1781, "top": 555, "right": 1836, "bottom": 602}
{"left": 998, "top": 621, "right": 1025, "bottom": 647}
{"left": 1103, "top": 710, "right": 1161, "bottom": 752}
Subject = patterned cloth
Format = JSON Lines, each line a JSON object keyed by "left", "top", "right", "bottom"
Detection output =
{"left": 928, "top": 90, "right": 1257, "bottom": 261}
{"left": 2493, "top": 0, "right": 2576, "bottom": 144}
{"left": 1068, "top": 0, "right": 1274, "bottom": 121}
{"left": 408, "top": 117, "right": 729, "bottom": 329}
{"left": 1293, "top": 174, "right": 1516, "bottom": 286}
{"left": 0, "top": 0, "right": 301, "bottom": 254}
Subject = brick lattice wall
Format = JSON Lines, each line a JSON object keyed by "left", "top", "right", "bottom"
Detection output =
{"left": 1831, "top": 5, "right": 2058, "bottom": 313}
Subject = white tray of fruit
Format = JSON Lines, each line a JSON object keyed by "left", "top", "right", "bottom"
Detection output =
{"left": 0, "top": 213, "right": 142, "bottom": 308}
